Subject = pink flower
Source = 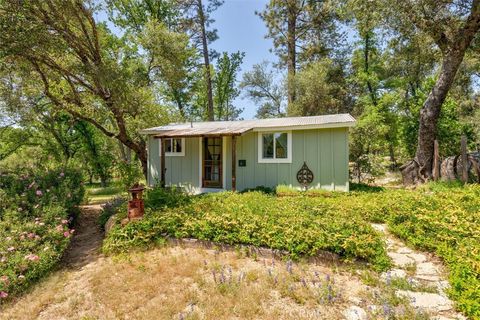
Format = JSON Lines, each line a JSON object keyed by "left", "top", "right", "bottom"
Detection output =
{"left": 61, "top": 219, "right": 68, "bottom": 225}
{"left": 36, "top": 190, "right": 43, "bottom": 196}
{"left": 70, "top": 229, "right": 75, "bottom": 234}
{"left": 0, "top": 291, "right": 8, "bottom": 298}
{"left": 7, "top": 247, "right": 15, "bottom": 252}
{"left": 59, "top": 172, "right": 65, "bottom": 177}
{"left": 63, "top": 231, "right": 71, "bottom": 238}
{"left": 24, "top": 254, "right": 40, "bottom": 262}
{"left": 28, "top": 233, "right": 35, "bottom": 239}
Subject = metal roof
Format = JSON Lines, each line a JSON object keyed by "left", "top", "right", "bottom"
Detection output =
{"left": 140, "top": 114, "right": 356, "bottom": 137}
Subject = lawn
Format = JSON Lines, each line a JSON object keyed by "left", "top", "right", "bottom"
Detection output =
{"left": 84, "top": 181, "right": 126, "bottom": 204}
{"left": 103, "top": 183, "right": 480, "bottom": 318}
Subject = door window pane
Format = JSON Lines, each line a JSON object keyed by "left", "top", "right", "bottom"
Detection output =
{"left": 262, "top": 134, "right": 274, "bottom": 158}
{"left": 173, "top": 138, "right": 182, "bottom": 153}
{"left": 275, "top": 133, "right": 288, "bottom": 158}
{"left": 165, "top": 139, "right": 172, "bottom": 153}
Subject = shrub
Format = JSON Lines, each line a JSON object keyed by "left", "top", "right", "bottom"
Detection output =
{"left": 144, "top": 185, "right": 191, "bottom": 211}
{"left": 0, "top": 168, "right": 84, "bottom": 218}
{"left": 103, "top": 183, "right": 480, "bottom": 318}
{"left": 98, "top": 197, "right": 126, "bottom": 230}
{"left": 240, "top": 185, "right": 275, "bottom": 194}
{"left": 104, "top": 192, "right": 391, "bottom": 271}
{"left": 0, "top": 168, "right": 83, "bottom": 302}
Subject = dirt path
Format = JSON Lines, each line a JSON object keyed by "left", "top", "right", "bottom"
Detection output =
{"left": 62, "top": 204, "right": 104, "bottom": 268}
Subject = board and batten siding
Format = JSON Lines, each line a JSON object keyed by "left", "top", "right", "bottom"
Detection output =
{"left": 147, "top": 136, "right": 200, "bottom": 192}
{"left": 147, "top": 127, "right": 349, "bottom": 192}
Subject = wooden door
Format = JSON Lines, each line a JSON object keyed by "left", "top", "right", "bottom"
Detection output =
{"left": 203, "top": 137, "right": 222, "bottom": 188}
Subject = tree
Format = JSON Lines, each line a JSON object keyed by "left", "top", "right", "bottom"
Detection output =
{"left": 258, "top": 0, "right": 340, "bottom": 112}
{"left": 179, "top": 0, "right": 224, "bottom": 121}
{"left": 0, "top": 0, "right": 168, "bottom": 178}
{"left": 107, "top": 0, "right": 180, "bottom": 31}
{"left": 387, "top": 0, "right": 480, "bottom": 183}
{"left": 213, "top": 52, "right": 244, "bottom": 121}
{"left": 140, "top": 20, "right": 199, "bottom": 119}
{"left": 240, "top": 62, "right": 286, "bottom": 119}
{"left": 291, "top": 58, "right": 353, "bottom": 116}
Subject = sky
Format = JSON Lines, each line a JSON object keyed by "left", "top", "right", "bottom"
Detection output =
{"left": 96, "top": 0, "right": 277, "bottom": 120}
{"left": 210, "top": 0, "right": 275, "bottom": 119}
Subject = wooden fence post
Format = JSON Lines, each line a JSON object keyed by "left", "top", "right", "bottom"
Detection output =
{"left": 461, "top": 135, "right": 468, "bottom": 183}
{"left": 433, "top": 140, "right": 440, "bottom": 181}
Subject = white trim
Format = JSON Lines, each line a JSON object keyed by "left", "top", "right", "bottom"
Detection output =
{"left": 253, "top": 122, "right": 355, "bottom": 132}
{"left": 257, "top": 131, "right": 292, "bottom": 164}
{"left": 159, "top": 138, "right": 185, "bottom": 157}
{"left": 222, "top": 136, "right": 227, "bottom": 189}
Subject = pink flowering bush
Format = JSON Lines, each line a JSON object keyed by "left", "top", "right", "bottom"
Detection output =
{"left": 0, "top": 168, "right": 84, "bottom": 219}
{"left": 0, "top": 168, "right": 84, "bottom": 302}
{"left": 0, "top": 205, "right": 73, "bottom": 302}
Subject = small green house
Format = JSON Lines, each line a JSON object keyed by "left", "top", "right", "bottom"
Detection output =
{"left": 140, "top": 114, "right": 356, "bottom": 193}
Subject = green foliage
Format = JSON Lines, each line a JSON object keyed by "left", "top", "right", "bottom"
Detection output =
{"left": 213, "top": 51, "right": 245, "bottom": 121}
{"left": 400, "top": 78, "right": 475, "bottom": 158}
{"left": 104, "top": 184, "right": 480, "bottom": 318}
{"left": 240, "top": 61, "right": 286, "bottom": 119}
{"left": 98, "top": 197, "right": 126, "bottom": 230}
{"left": 0, "top": 168, "right": 83, "bottom": 302}
{"left": 0, "top": 168, "right": 85, "bottom": 218}
{"left": 240, "top": 185, "right": 275, "bottom": 195}
{"left": 104, "top": 192, "right": 391, "bottom": 271}
{"left": 144, "top": 185, "right": 191, "bottom": 211}
{"left": 116, "top": 160, "right": 144, "bottom": 191}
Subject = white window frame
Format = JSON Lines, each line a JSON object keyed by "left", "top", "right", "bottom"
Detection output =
{"left": 257, "top": 131, "right": 292, "bottom": 163}
{"left": 159, "top": 138, "right": 185, "bottom": 157}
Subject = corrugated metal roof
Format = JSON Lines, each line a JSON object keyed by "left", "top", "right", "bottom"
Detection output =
{"left": 140, "top": 114, "right": 356, "bottom": 137}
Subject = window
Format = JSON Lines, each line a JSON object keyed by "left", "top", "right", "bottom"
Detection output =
{"left": 258, "top": 131, "right": 292, "bottom": 163}
{"left": 160, "top": 138, "right": 185, "bottom": 156}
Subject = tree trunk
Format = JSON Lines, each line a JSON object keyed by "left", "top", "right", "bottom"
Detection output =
{"left": 400, "top": 0, "right": 480, "bottom": 184}
{"left": 364, "top": 31, "right": 377, "bottom": 106}
{"left": 401, "top": 48, "right": 469, "bottom": 183}
{"left": 197, "top": 0, "right": 214, "bottom": 121}
{"left": 286, "top": 4, "right": 297, "bottom": 113}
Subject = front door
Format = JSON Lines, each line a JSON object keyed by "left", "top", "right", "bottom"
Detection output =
{"left": 203, "top": 137, "right": 223, "bottom": 188}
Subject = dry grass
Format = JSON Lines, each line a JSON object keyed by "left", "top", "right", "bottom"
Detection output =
{"left": 0, "top": 245, "right": 376, "bottom": 320}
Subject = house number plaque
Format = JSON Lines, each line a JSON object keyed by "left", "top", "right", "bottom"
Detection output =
{"left": 296, "top": 162, "right": 314, "bottom": 189}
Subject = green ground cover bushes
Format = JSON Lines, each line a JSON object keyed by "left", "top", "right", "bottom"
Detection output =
{"left": 103, "top": 189, "right": 391, "bottom": 271}
{"left": 0, "top": 168, "right": 84, "bottom": 302}
{"left": 103, "top": 183, "right": 480, "bottom": 318}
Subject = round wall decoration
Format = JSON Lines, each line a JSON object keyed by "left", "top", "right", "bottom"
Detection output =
{"left": 296, "top": 162, "right": 314, "bottom": 189}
